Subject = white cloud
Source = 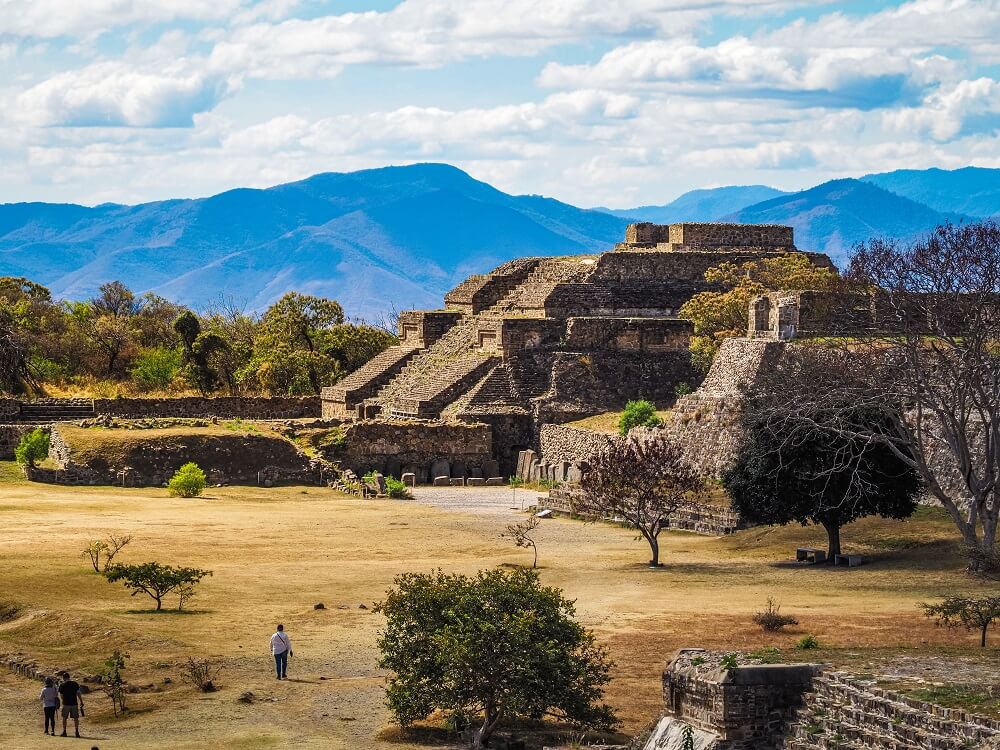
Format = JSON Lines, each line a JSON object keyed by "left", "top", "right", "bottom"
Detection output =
{"left": 884, "top": 78, "right": 1000, "bottom": 141}
{"left": 15, "top": 61, "right": 236, "bottom": 127}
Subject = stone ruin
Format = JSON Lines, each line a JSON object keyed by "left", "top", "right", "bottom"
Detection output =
{"left": 321, "top": 222, "right": 832, "bottom": 478}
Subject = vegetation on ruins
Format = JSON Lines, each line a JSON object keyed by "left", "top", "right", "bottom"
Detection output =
{"left": 14, "top": 427, "right": 49, "bottom": 467}
{"left": 168, "top": 462, "right": 208, "bottom": 497}
{"left": 384, "top": 475, "right": 412, "bottom": 499}
{"left": 0, "top": 278, "right": 396, "bottom": 397}
{"left": 375, "top": 567, "right": 618, "bottom": 749}
{"left": 761, "top": 221, "right": 1000, "bottom": 571}
{"left": 678, "top": 254, "right": 839, "bottom": 371}
{"left": 580, "top": 434, "right": 707, "bottom": 567}
{"left": 501, "top": 514, "right": 540, "bottom": 568}
{"left": 752, "top": 598, "right": 799, "bottom": 632}
{"left": 618, "top": 399, "right": 663, "bottom": 435}
{"left": 723, "top": 407, "right": 922, "bottom": 560}
{"left": 922, "top": 595, "right": 1000, "bottom": 648}
{"left": 796, "top": 635, "right": 820, "bottom": 650}
{"left": 103, "top": 562, "right": 212, "bottom": 611}
{"left": 83, "top": 533, "right": 134, "bottom": 573}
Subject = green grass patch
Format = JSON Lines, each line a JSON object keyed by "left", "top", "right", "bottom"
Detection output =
{"left": 901, "top": 685, "right": 1000, "bottom": 715}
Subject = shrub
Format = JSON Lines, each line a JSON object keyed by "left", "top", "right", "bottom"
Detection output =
{"left": 618, "top": 399, "right": 662, "bottom": 435}
{"left": 129, "top": 347, "right": 181, "bottom": 390}
{"left": 102, "top": 650, "right": 129, "bottom": 716}
{"left": 674, "top": 382, "right": 694, "bottom": 397}
{"left": 168, "top": 462, "right": 207, "bottom": 497}
{"left": 752, "top": 598, "right": 799, "bottom": 632}
{"left": 720, "top": 654, "right": 739, "bottom": 671}
{"left": 384, "top": 476, "right": 411, "bottom": 499}
{"left": 796, "top": 634, "right": 820, "bottom": 650}
{"left": 181, "top": 657, "right": 221, "bottom": 692}
{"left": 14, "top": 428, "right": 49, "bottom": 467}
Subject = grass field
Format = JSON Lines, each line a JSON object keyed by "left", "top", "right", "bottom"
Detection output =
{"left": 0, "top": 464, "right": 996, "bottom": 749}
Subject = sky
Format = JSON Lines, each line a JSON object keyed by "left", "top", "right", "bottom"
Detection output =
{"left": 1, "top": 0, "right": 998, "bottom": 208}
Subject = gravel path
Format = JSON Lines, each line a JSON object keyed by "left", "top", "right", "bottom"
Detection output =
{"left": 401, "top": 486, "right": 549, "bottom": 517}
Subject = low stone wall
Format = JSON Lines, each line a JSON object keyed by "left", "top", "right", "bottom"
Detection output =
{"left": 93, "top": 396, "right": 320, "bottom": 419}
{"left": 336, "top": 420, "right": 497, "bottom": 483}
{"left": 538, "top": 424, "right": 620, "bottom": 464}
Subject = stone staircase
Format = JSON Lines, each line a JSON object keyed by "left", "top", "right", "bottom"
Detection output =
{"left": 783, "top": 672, "right": 1000, "bottom": 750}
{"left": 17, "top": 399, "right": 95, "bottom": 423}
{"left": 321, "top": 344, "right": 420, "bottom": 416}
{"left": 487, "top": 257, "right": 596, "bottom": 316}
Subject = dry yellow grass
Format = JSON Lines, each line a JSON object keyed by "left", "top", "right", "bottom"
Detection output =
{"left": 0, "top": 466, "right": 993, "bottom": 749}
{"left": 563, "top": 410, "right": 672, "bottom": 435}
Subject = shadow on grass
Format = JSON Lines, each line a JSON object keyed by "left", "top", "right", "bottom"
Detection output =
{"left": 121, "top": 608, "right": 211, "bottom": 616}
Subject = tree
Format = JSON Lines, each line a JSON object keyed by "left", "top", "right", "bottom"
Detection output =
{"left": 723, "top": 407, "right": 922, "bottom": 560}
{"left": 768, "top": 222, "right": 1000, "bottom": 571}
{"left": 82, "top": 533, "right": 133, "bottom": 573}
{"left": 678, "top": 254, "right": 839, "bottom": 370}
{"left": 376, "top": 568, "right": 618, "bottom": 749}
{"left": 14, "top": 427, "right": 49, "bottom": 467}
{"left": 501, "top": 515, "right": 540, "bottom": 568}
{"left": 102, "top": 650, "right": 129, "bottom": 716}
{"left": 922, "top": 595, "right": 1000, "bottom": 647}
{"left": 618, "top": 399, "right": 662, "bottom": 435}
{"left": 103, "top": 562, "right": 212, "bottom": 611}
{"left": 323, "top": 323, "right": 397, "bottom": 374}
{"left": 579, "top": 434, "right": 707, "bottom": 567}
{"left": 174, "top": 312, "right": 228, "bottom": 394}
{"left": 168, "top": 463, "right": 207, "bottom": 497}
{"left": 129, "top": 347, "right": 181, "bottom": 390}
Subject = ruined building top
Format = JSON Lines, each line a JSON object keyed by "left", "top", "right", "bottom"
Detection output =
{"left": 618, "top": 222, "right": 795, "bottom": 252}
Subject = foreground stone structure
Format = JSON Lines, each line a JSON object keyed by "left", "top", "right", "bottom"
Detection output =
{"left": 323, "top": 222, "right": 831, "bottom": 475}
{"left": 645, "top": 650, "right": 1000, "bottom": 750}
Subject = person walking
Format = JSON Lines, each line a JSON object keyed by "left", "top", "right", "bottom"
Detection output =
{"left": 57, "top": 671, "right": 83, "bottom": 738}
{"left": 269, "top": 624, "right": 293, "bottom": 680}
{"left": 40, "top": 677, "right": 59, "bottom": 735}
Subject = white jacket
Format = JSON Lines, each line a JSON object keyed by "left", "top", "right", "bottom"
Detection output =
{"left": 270, "top": 631, "right": 292, "bottom": 655}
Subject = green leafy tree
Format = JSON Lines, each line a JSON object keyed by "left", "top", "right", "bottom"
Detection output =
{"left": 168, "top": 462, "right": 207, "bottom": 497}
{"left": 14, "top": 428, "right": 49, "bottom": 467}
{"left": 618, "top": 399, "right": 662, "bottom": 435}
{"left": 723, "top": 407, "right": 922, "bottom": 560}
{"left": 130, "top": 347, "right": 181, "bottom": 390}
{"left": 102, "top": 650, "right": 130, "bottom": 716}
{"left": 103, "top": 562, "right": 212, "bottom": 611}
{"left": 376, "top": 568, "right": 618, "bottom": 749}
{"left": 322, "top": 323, "right": 397, "bottom": 373}
{"left": 173, "top": 313, "right": 228, "bottom": 394}
{"left": 678, "top": 254, "right": 838, "bottom": 371}
{"left": 922, "top": 595, "right": 1000, "bottom": 648}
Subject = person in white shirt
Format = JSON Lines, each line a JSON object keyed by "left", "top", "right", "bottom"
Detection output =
{"left": 270, "top": 624, "right": 293, "bottom": 680}
{"left": 40, "top": 676, "right": 59, "bottom": 735}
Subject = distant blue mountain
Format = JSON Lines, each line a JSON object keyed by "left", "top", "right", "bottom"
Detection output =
{"left": 598, "top": 185, "right": 786, "bottom": 224}
{"left": 725, "top": 178, "right": 966, "bottom": 265}
{"left": 861, "top": 166, "right": 1000, "bottom": 217}
{"left": 0, "top": 163, "right": 627, "bottom": 319}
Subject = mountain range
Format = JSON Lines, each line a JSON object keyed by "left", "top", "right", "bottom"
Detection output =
{"left": 1, "top": 164, "right": 998, "bottom": 319}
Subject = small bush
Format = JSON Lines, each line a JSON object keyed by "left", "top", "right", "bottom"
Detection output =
{"left": 752, "top": 598, "right": 799, "bottom": 632}
{"left": 14, "top": 428, "right": 49, "bottom": 467}
{"left": 384, "top": 476, "right": 411, "bottom": 499}
{"left": 719, "top": 653, "right": 739, "bottom": 671}
{"left": 168, "top": 462, "right": 207, "bottom": 498}
{"left": 618, "top": 399, "right": 663, "bottom": 435}
{"left": 674, "top": 382, "right": 694, "bottom": 397}
{"left": 796, "top": 634, "right": 820, "bottom": 650}
{"left": 0, "top": 600, "right": 21, "bottom": 623}
{"left": 181, "top": 657, "right": 221, "bottom": 692}
{"left": 130, "top": 347, "right": 181, "bottom": 391}
{"left": 749, "top": 646, "right": 783, "bottom": 663}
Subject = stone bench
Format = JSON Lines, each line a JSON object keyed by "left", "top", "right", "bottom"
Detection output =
{"left": 835, "top": 553, "right": 863, "bottom": 567}
{"left": 796, "top": 547, "right": 826, "bottom": 564}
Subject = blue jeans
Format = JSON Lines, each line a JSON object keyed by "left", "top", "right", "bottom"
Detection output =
{"left": 274, "top": 651, "right": 288, "bottom": 678}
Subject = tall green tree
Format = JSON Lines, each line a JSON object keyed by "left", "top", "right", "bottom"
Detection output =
{"left": 376, "top": 568, "right": 618, "bottom": 749}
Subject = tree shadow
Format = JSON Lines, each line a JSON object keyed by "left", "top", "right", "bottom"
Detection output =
{"left": 122, "top": 608, "right": 211, "bottom": 616}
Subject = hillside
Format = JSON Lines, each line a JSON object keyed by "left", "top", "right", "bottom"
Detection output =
{"left": 725, "top": 179, "right": 966, "bottom": 264}
{"left": 0, "top": 164, "right": 627, "bottom": 320}
{"left": 861, "top": 166, "right": 1000, "bottom": 217}
{"left": 599, "top": 185, "right": 786, "bottom": 223}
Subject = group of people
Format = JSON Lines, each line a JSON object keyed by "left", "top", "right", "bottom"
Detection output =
{"left": 36, "top": 625, "right": 293, "bottom": 738}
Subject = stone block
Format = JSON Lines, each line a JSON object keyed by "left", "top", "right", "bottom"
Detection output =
{"left": 431, "top": 458, "right": 451, "bottom": 479}
{"left": 401, "top": 472, "right": 416, "bottom": 487}
{"left": 485, "top": 477, "right": 504, "bottom": 486}
{"left": 467, "top": 477, "right": 485, "bottom": 486}
{"left": 386, "top": 459, "right": 401, "bottom": 480}
{"left": 482, "top": 459, "right": 499, "bottom": 478}
{"left": 432, "top": 476, "right": 451, "bottom": 486}
{"left": 558, "top": 461, "right": 570, "bottom": 482}
{"left": 451, "top": 459, "right": 467, "bottom": 478}
{"left": 468, "top": 466, "right": 483, "bottom": 478}
{"left": 450, "top": 477, "right": 465, "bottom": 487}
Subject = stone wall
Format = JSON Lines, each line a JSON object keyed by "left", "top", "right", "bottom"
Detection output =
{"left": 398, "top": 310, "right": 465, "bottom": 347}
{"left": 93, "top": 396, "right": 320, "bottom": 419}
{"left": 335, "top": 420, "right": 497, "bottom": 482}
{"left": 669, "top": 222, "right": 793, "bottom": 248}
{"left": 538, "top": 424, "right": 620, "bottom": 464}
{"left": 564, "top": 317, "right": 691, "bottom": 352}
{"left": 0, "top": 424, "right": 45, "bottom": 459}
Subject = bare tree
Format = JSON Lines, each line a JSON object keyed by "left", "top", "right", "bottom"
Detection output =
{"left": 579, "top": 434, "right": 707, "bottom": 567}
{"left": 763, "top": 222, "right": 1000, "bottom": 571}
{"left": 83, "top": 533, "right": 134, "bottom": 573}
{"left": 501, "top": 515, "right": 540, "bottom": 568}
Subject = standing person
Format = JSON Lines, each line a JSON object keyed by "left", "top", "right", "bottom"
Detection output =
{"left": 58, "top": 671, "right": 83, "bottom": 738}
{"left": 269, "top": 624, "right": 293, "bottom": 680}
{"left": 40, "top": 677, "right": 59, "bottom": 735}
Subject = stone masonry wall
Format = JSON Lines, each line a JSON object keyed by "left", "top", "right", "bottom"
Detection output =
{"left": 538, "top": 424, "right": 620, "bottom": 464}
{"left": 0, "top": 424, "right": 45, "bottom": 459}
{"left": 92, "top": 396, "right": 320, "bottom": 419}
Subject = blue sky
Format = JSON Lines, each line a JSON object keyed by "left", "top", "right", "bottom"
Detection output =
{"left": 0, "top": 0, "right": 998, "bottom": 208}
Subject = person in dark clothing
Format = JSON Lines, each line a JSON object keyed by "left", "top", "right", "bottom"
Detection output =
{"left": 40, "top": 676, "right": 59, "bottom": 735}
{"left": 57, "top": 671, "right": 84, "bottom": 738}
